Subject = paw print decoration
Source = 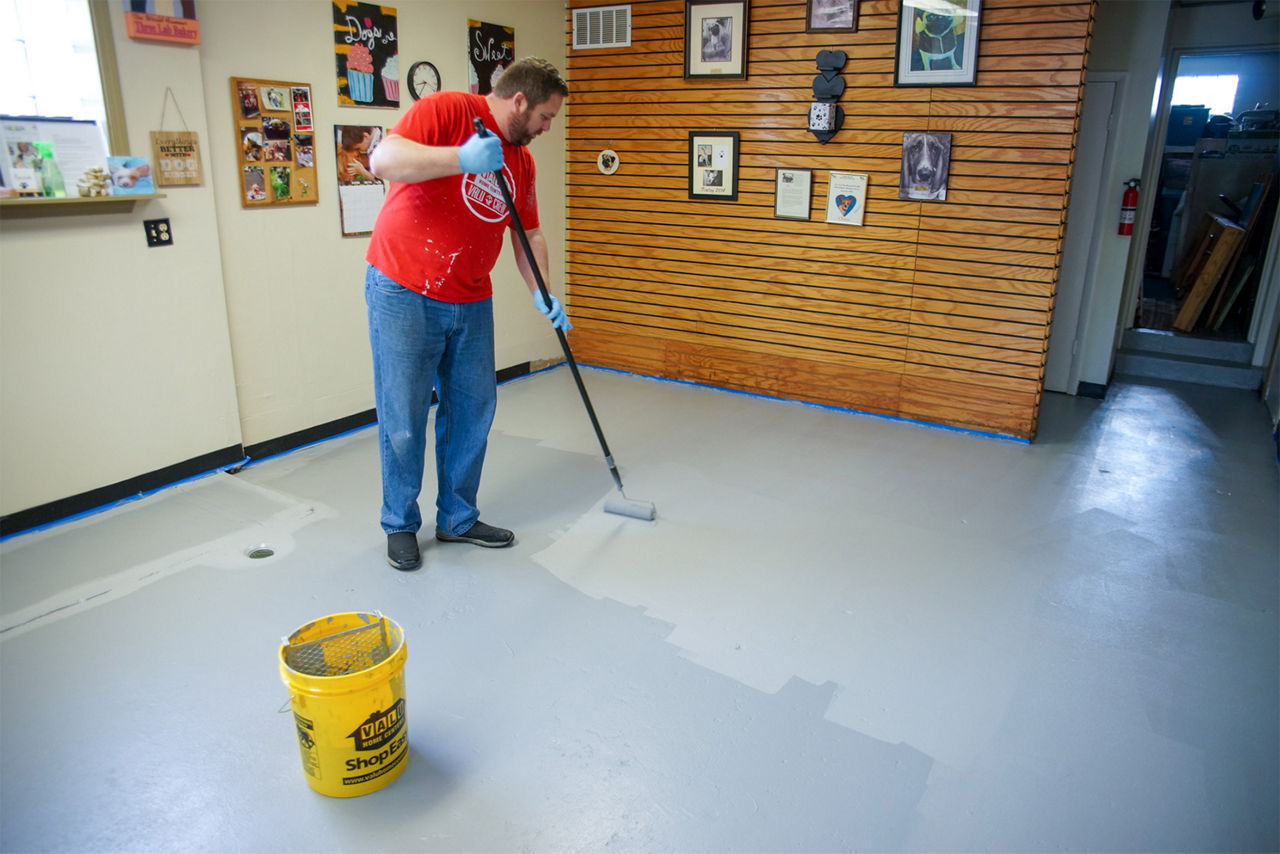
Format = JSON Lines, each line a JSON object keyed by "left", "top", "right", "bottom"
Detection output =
{"left": 808, "top": 49, "right": 847, "bottom": 144}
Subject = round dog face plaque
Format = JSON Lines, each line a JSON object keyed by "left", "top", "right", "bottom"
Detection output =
{"left": 596, "top": 149, "right": 620, "bottom": 175}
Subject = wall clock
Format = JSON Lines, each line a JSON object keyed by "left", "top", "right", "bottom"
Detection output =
{"left": 407, "top": 61, "right": 440, "bottom": 101}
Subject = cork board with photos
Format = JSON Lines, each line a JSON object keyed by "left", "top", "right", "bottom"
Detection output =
{"left": 230, "top": 76, "right": 318, "bottom": 207}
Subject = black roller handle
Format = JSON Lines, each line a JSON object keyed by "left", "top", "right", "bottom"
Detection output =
{"left": 471, "top": 117, "right": 625, "bottom": 494}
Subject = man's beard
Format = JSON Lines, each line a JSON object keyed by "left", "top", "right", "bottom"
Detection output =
{"left": 505, "top": 109, "right": 536, "bottom": 147}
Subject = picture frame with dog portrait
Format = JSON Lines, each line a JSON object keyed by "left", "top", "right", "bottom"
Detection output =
{"left": 899, "top": 131, "right": 952, "bottom": 201}
{"left": 688, "top": 131, "right": 739, "bottom": 201}
{"left": 685, "top": 0, "right": 749, "bottom": 80}
{"left": 806, "top": 0, "right": 857, "bottom": 32}
{"left": 825, "top": 171, "right": 867, "bottom": 226}
{"left": 894, "top": 0, "right": 981, "bottom": 87}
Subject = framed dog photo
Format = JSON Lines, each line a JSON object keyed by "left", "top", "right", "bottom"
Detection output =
{"left": 899, "top": 131, "right": 952, "bottom": 201}
{"left": 685, "top": 0, "right": 749, "bottom": 80}
{"left": 825, "top": 171, "right": 867, "bottom": 226}
{"left": 895, "top": 0, "right": 981, "bottom": 87}
{"left": 806, "top": 0, "right": 857, "bottom": 32}
{"left": 689, "top": 131, "right": 739, "bottom": 201}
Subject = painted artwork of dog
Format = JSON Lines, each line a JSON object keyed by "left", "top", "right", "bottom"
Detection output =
{"left": 899, "top": 131, "right": 952, "bottom": 201}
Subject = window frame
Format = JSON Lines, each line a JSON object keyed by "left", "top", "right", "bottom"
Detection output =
{"left": 88, "top": 0, "right": 128, "bottom": 154}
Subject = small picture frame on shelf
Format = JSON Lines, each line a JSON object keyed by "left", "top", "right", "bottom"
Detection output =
{"left": 685, "top": 0, "right": 750, "bottom": 80}
{"left": 894, "top": 0, "right": 981, "bottom": 87}
{"left": 688, "top": 131, "right": 739, "bottom": 201}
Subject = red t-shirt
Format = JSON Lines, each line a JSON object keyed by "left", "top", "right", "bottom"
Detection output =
{"left": 366, "top": 90, "right": 539, "bottom": 303}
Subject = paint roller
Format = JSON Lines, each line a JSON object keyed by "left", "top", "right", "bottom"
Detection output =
{"left": 472, "top": 117, "right": 656, "bottom": 522}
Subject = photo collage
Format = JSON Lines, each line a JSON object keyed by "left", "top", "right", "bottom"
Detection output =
{"left": 231, "top": 76, "right": 319, "bottom": 207}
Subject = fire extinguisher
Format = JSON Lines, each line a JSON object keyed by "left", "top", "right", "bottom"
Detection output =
{"left": 1118, "top": 179, "right": 1140, "bottom": 236}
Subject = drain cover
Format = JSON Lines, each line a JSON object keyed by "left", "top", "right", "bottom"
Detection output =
{"left": 246, "top": 546, "right": 275, "bottom": 559}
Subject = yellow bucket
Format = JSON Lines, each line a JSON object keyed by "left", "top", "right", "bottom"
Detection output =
{"left": 278, "top": 611, "right": 408, "bottom": 798}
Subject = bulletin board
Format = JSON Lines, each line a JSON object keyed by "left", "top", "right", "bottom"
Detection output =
{"left": 230, "top": 76, "right": 318, "bottom": 208}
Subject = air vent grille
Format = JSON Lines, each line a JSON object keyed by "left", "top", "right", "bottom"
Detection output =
{"left": 573, "top": 5, "right": 631, "bottom": 49}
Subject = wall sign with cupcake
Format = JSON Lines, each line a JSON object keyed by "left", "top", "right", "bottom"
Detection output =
{"left": 334, "top": 1, "right": 400, "bottom": 108}
{"left": 230, "top": 77, "right": 319, "bottom": 208}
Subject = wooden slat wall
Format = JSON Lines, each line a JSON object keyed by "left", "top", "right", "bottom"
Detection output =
{"left": 562, "top": 0, "right": 1094, "bottom": 439}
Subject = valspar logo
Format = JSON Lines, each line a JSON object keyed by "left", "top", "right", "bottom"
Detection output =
{"left": 347, "top": 699, "right": 406, "bottom": 751}
{"left": 461, "top": 169, "right": 511, "bottom": 223}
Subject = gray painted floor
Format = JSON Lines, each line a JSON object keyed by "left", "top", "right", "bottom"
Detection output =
{"left": 2, "top": 368, "right": 1277, "bottom": 852}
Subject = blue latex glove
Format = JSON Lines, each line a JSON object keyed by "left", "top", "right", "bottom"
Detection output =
{"left": 533, "top": 290, "right": 572, "bottom": 331}
{"left": 457, "top": 131, "right": 503, "bottom": 174}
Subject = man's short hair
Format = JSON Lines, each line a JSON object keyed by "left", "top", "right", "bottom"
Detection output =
{"left": 491, "top": 57, "right": 569, "bottom": 106}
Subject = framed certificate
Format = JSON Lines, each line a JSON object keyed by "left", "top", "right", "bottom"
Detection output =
{"left": 774, "top": 168, "right": 811, "bottom": 220}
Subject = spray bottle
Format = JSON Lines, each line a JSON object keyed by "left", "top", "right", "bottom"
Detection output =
{"left": 34, "top": 142, "right": 66, "bottom": 198}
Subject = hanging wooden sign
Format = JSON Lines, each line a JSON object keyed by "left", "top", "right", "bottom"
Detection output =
{"left": 124, "top": 3, "right": 201, "bottom": 45}
{"left": 150, "top": 130, "right": 201, "bottom": 186}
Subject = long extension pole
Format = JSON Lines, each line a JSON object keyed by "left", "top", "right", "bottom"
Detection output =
{"left": 472, "top": 118, "right": 655, "bottom": 521}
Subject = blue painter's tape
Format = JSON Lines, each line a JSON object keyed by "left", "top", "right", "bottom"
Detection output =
{"left": 0, "top": 458, "right": 251, "bottom": 542}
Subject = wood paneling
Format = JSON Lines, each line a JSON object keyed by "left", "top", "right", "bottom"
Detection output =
{"left": 563, "top": 0, "right": 1094, "bottom": 439}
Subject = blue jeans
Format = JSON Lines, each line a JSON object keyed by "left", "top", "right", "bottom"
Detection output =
{"left": 365, "top": 265, "right": 496, "bottom": 537}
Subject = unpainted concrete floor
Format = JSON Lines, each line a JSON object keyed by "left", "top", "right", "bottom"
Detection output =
{"left": 1, "top": 368, "right": 1277, "bottom": 852}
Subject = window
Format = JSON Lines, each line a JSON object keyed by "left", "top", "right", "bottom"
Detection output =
{"left": 0, "top": 0, "right": 126, "bottom": 152}
{"left": 1170, "top": 73, "right": 1240, "bottom": 116}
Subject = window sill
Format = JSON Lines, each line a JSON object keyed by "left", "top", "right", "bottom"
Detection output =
{"left": 0, "top": 193, "right": 165, "bottom": 219}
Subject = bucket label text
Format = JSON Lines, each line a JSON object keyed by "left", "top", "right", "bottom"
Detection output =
{"left": 347, "top": 699, "right": 406, "bottom": 752}
{"left": 342, "top": 730, "right": 407, "bottom": 786}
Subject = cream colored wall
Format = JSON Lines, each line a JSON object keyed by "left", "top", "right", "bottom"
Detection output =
{"left": 198, "top": 0, "right": 567, "bottom": 446}
{"left": 0, "top": 12, "right": 240, "bottom": 516}
{"left": 0, "top": 0, "right": 567, "bottom": 519}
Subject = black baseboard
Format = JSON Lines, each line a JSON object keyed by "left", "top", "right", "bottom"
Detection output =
{"left": 498, "top": 361, "right": 532, "bottom": 383}
{"left": 240, "top": 409, "right": 378, "bottom": 465}
{"left": 1077, "top": 381, "right": 1108, "bottom": 399}
{"left": 1, "top": 362, "right": 541, "bottom": 539}
{"left": 0, "top": 444, "right": 244, "bottom": 538}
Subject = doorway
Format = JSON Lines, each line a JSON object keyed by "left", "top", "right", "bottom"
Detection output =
{"left": 1136, "top": 49, "right": 1279, "bottom": 341}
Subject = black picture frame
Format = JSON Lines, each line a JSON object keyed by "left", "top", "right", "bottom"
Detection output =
{"left": 894, "top": 0, "right": 981, "bottom": 87}
{"left": 684, "top": 0, "right": 750, "bottom": 80}
{"left": 805, "top": 0, "right": 857, "bottom": 33}
{"left": 688, "top": 131, "right": 740, "bottom": 201}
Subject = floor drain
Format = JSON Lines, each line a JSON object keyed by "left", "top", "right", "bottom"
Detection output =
{"left": 247, "top": 546, "right": 275, "bottom": 560}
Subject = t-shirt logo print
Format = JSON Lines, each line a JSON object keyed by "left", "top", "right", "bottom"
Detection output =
{"left": 462, "top": 169, "right": 511, "bottom": 223}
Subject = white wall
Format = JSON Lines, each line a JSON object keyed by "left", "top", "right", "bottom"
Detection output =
{"left": 0, "top": 14, "right": 240, "bottom": 516}
{"left": 0, "top": 0, "right": 566, "bottom": 519}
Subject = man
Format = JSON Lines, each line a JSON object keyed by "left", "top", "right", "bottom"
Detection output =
{"left": 365, "top": 57, "right": 570, "bottom": 571}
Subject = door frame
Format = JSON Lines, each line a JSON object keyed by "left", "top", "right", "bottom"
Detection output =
{"left": 1117, "top": 44, "right": 1280, "bottom": 364}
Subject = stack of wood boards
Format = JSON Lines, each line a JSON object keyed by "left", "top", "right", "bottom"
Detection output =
{"left": 1172, "top": 175, "right": 1273, "bottom": 332}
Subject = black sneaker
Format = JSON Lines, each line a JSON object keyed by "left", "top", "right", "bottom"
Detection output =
{"left": 435, "top": 520, "right": 514, "bottom": 548}
{"left": 386, "top": 532, "right": 422, "bottom": 571}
